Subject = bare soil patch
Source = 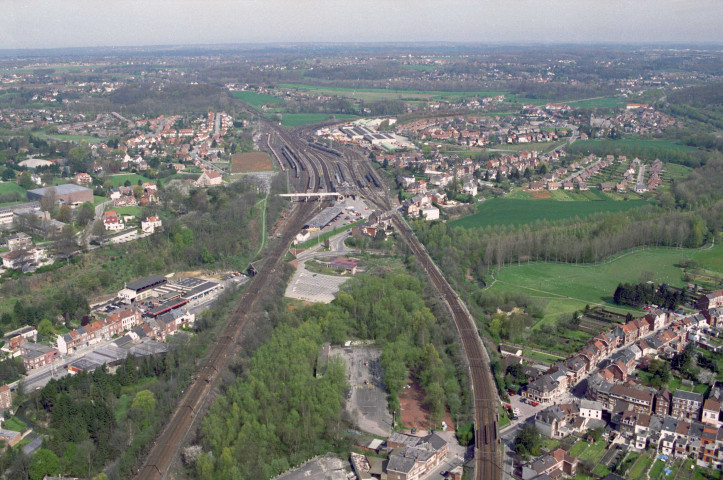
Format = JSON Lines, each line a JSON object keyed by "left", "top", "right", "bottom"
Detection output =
{"left": 530, "top": 190, "right": 551, "bottom": 199}
{"left": 399, "top": 380, "right": 455, "bottom": 432}
{"left": 231, "top": 152, "right": 273, "bottom": 173}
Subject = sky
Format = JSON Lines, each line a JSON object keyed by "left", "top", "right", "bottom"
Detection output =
{"left": 1, "top": 0, "right": 722, "bottom": 50}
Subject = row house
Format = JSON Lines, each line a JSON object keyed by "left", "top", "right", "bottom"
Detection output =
{"left": 697, "top": 289, "right": 723, "bottom": 311}
{"left": 57, "top": 307, "right": 142, "bottom": 354}
{"left": 702, "top": 398, "right": 723, "bottom": 428}
{"left": 521, "top": 448, "right": 578, "bottom": 480}
{"left": 671, "top": 389, "right": 705, "bottom": 421}
{"left": 386, "top": 432, "right": 448, "bottom": 480}
{"left": 20, "top": 342, "right": 60, "bottom": 370}
{"left": 522, "top": 372, "right": 566, "bottom": 405}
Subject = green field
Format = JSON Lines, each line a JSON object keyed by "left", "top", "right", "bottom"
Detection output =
{"left": 487, "top": 140, "right": 565, "bottom": 153}
{"left": 450, "top": 198, "right": 649, "bottom": 229}
{"left": 278, "top": 83, "right": 509, "bottom": 102}
{"left": 41, "top": 133, "right": 104, "bottom": 144}
{"left": 0, "top": 182, "right": 27, "bottom": 196}
{"left": 107, "top": 174, "right": 154, "bottom": 187}
{"left": 231, "top": 90, "right": 285, "bottom": 106}
{"left": 573, "top": 138, "right": 699, "bottom": 153}
{"left": 566, "top": 97, "right": 628, "bottom": 109}
{"left": 487, "top": 242, "right": 723, "bottom": 329}
{"left": 266, "top": 113, "right": 359, "bottom": 127}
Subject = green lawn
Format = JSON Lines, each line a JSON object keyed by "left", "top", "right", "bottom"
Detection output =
{"left": 277, "top": 83, "right": 509, "bottom": 103}
{"left": 592, "top": 465, "right": 611, "bottom": 477}
{"left": 522, "top": 349, "right": 565, "bottom": 364}
{"left": 569, "top": 441, "right": 589, "bottom": 458}
{"left": 487, "top": 243, "right": 723, "bottom": 327}
{"left": 649, "top": 459, "right": 665, "bottom": 479}
{"left": 231, "top": 90, "right": 284, "bottom": 106}
{"left": 114, "top": 394, "right": 130, "bottom": 424}
{"left": 0, "top": 182, "right": 27, "bottom": 195}
{"left": 566, "top": 97, "right": 628, "bottom": 109}
{"left": 577, "top": 441, "right": 606, "bottom": 463}
{"left": 41, "top": 133, "right": 104, "bottom": 144}
{"left": 498, "top": 406, "right": 510, "bottom": 428}
{"left": 3, "top": 416, "right": 27, "bottom": 432}
{"left": 107, "top": 174, "right": 154, "bottom": 188}
{"left": 449, "top": 198, "right": 649, "bottom": 229}
{"left": 266, "top": 113, "right": 359, "bottom": 127}
{"left": 114, "top": 206, "right": 142, "bottom": 218}
{"left": 572, "top": 138, "right": 699, "bottom": 153}
{"left": 629, "top": 455, "right": 653, "bottom": 479}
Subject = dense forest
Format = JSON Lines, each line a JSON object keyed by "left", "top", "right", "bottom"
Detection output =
{"left": 197, "top": 273, "right": 470, "bottom": 479}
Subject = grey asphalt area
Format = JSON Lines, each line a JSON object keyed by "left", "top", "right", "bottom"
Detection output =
{"left": 274, "top": 453, "right": 352, "bottom": 480}
{"left": 285, "top": 267, "right": 350, "bottom": 303}
{"left": 330, "top": 346, "right": 392, "bottom": 437}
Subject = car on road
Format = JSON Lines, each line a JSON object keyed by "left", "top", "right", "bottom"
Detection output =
{"left": 529, "top": 400, "right": 539, "bottom": 407}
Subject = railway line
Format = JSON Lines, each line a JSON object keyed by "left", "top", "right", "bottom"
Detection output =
{"left": 136, "top": 106, "right": 498, "bottom": 479}
{"left": 135, "top": 125, "right": 318, "bottom": 480}
{"left": 391, "top": 214, "right": 502, "bottom": 480}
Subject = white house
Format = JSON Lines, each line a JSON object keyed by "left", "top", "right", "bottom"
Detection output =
{"left": 421, "top": 206, "right": 440, "bottom": 221}
{"left": 141, "top": 216, "right": 162, "bottom": 234}
{"left": 579, "top": 399, "right": 603, "bottom": 420}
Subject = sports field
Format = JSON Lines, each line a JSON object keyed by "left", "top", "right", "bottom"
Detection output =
{"left": 449, "top": 198, "right": 648, "bottom": 229}
{"left": 486, "top": 243, "right": 723, "bottom": 328}
{"left": 230, "top": 152, "right": 273, "bottom": 172}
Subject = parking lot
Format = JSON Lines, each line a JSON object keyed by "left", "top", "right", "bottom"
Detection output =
{"left": 329, "top": 346, "right": 392, "bottom": 437}
{"left": 285, "top": 267, "right": 350, "bottom": 303}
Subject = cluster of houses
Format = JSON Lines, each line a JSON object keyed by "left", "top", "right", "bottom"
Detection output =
{"left": 518, "top": 291, "right": 723, "bottom": 470}
{"left": 350, "top": 431, "right": 451, "bottom": 480}
{"left": 109, "top": 181, "right": 158, "bottom": 207}
{"left": 126, "top": 111, "right": 233, "bottom": 164}
{"left": 0, "top": 232, "right": 51, "bottom": 272}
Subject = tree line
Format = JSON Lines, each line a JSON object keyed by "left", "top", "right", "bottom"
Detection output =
{"left": 613, "top": 282, "right": 685, "bottom": 310}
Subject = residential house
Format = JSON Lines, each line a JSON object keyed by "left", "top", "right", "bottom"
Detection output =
{"left": 0, "top": 384, "right": 11, "bottom": 409}
{"left": 655, "top": 388, "right": 672, "bottom": 416}
{"left": 386, "top": 432, "right": 448, "bottom": 480}
{"left": 195, "top": 169, "right": 223, "bottom": 187}
{"left": 671, "top": 390, "right": 704, "bottom": 421}
{"left": 20, "top": 343, "right": 60, "bottom": 370}
{"left": 579, "top": 399, "right": 604, "bottom": 420}
{"left": 523, "top": 374, "right": 565, "bottom": 405}
{"left": 697, "top": 290, "right": 723, "bottom": 311}
{"left": 6, "top": 233, "right": 32, "bottom": 251}
{"left": 141, "top": 216, "right": 162, "bottom": 234}
{"left": 103, "top": 210, "right": 124, "bottom": 231}
{"left": 702, "top": 398, "right": 722, "bottom": 428}
{"left": 521, "top": 448, "right": 577, "bottom": 480}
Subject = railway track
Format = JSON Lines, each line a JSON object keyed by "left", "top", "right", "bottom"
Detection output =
{"left": 391, "top": 214, "right": 502, "bottom": 480}
{"left": 135, "top": 134, "right": 318, "bottom": 480}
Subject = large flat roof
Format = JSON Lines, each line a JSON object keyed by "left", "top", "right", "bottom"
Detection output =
{"left": 306, "top": 206, "right": 344, "bottom": 229}
{"left": 27, "top": 184, "right": 92, "bottom": 196}
{"left": 124, "top": 274, "right": 167, "bottom": 292}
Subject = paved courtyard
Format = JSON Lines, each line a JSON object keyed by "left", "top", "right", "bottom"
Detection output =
{"left": 330, "top": 346, "right": 392, "bottom": 437}
{"left": 285, "top": 267, "right": 350, "bottom": 303}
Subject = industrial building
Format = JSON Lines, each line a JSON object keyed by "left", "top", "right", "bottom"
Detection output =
{"left": 26, "top": 184, "right": 94, "bottom": 206}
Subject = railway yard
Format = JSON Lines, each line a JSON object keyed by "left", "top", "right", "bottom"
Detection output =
{"left": 135, "top": 112, "right": 500, "bottom": 480}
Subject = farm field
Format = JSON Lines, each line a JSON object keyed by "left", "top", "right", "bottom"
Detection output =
{"left": 230, "top": 152, "right": 274, "bottom": 173}
{"left": 231, "top": 90, "right": 284, "bottom": 106}
{"left": 267, "top": 112, "right": 359, "bottom": 127}
{"left": 566, "top": 97, "right": 628, "bottom": 108}
{"left": 487, "top": 243, "right": 723, "bottom": 332}
{"left": 278, "top": 83, "right": 510, "bottom": 102}
{"left": 449, "top": 198, "right": 649, "bottom": 229}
